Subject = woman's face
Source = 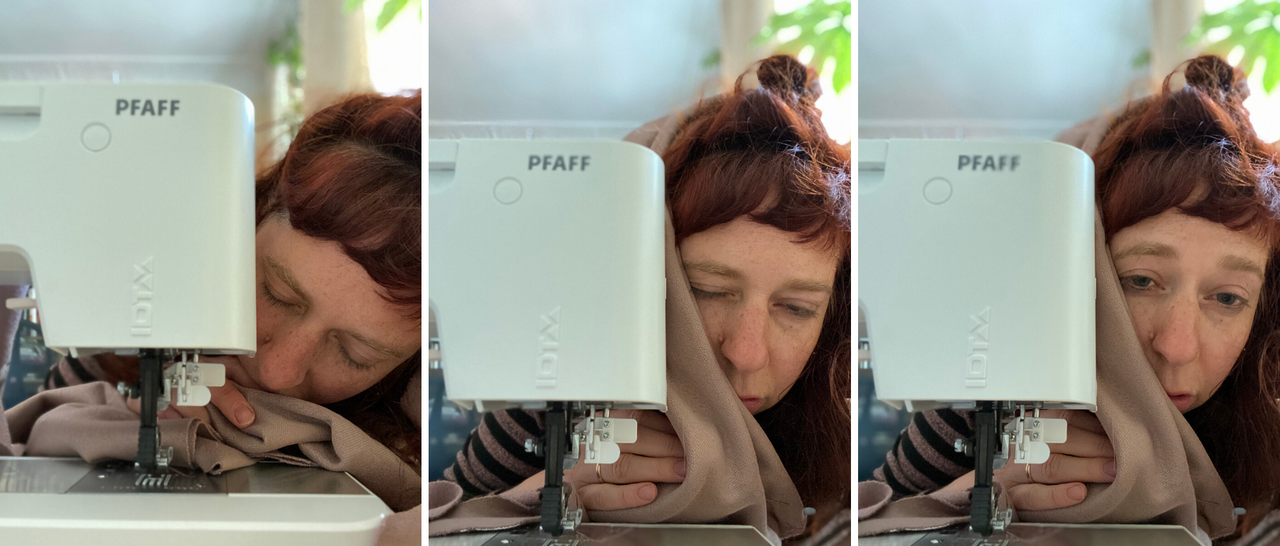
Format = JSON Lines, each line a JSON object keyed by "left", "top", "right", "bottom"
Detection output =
{"left": 679, "top": 216, "right": 840, "bottom": 415}
{"left": 223, "top": 217, "right": 421, "bottom": 404}
{"left": 1110, "top": 209, "right": 1269, "bottom": 413}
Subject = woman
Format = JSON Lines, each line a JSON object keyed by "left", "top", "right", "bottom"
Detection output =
{"left": 874, "top": 55, "right": 1280, "bottom": 534}
{"left": 442, "top": 55, "right": 851, "bottom": 541}
{"left": 36, "top": 91, "right": 424, "bottom": 469}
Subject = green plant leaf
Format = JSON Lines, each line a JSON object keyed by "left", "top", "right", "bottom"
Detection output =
{"left": 377, "top": 0, "right": 410, "bottom": 31}
{"left": 832, "top": 32, "right": 851, "bottom": 93}
{"left": 1133, "top": 48, "right": 1151, "bottom": 69}
{"left": 702, "top": 48, "right": 721, "bottom": 69}
{"left": 1264, "top": 31, "right": 1280, "bottom": 92}
{"left": 344, "top": 0, "right": 365, "bottom": 13}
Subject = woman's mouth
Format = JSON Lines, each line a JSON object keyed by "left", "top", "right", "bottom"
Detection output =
{"left": 1166, "top": 392, "right": 1194, "bottom": 412}
{"left": 738, "top": 397, "right": 762, "bottom": 412}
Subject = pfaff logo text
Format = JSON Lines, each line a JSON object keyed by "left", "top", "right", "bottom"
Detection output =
{"left": 958, "top": 155, "right": 1020, "bottom": 172}
{"left": 132, "top": 257, "right": 154, "bottom": 336}
{"left": 536, "top": 307, "right": 561, "bottom": 388}
{"left": 528, "top": 155, "right": 590, "bottom": 171}
{"left": 966, "top": 307, "right": 990, "bottom": 387}
{"left": 116, "top": 99, "right": 180, "bottom": 116}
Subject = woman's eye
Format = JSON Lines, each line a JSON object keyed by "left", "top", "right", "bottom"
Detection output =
{"left": 780, "top": 304, "right": 817, "bottom": 318}
{"left": 339, "top": 347, "right": 374, "bottom": 371}
{"left": 1214, "top": 292, "right": 1246, "bottom": 307}
{"left": 691, "top": 287, "right": 730, "bottom": 300}
{"left": 1122, "top": 275, "right": 1156, "bottom": 290}
{"left": 261, "top": 282, "right": 299, "bottom": 309}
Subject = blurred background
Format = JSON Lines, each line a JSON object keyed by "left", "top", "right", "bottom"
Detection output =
{"left": 858, "top": 0, "right": 1280, "bottom": 480}
{"left": 0, "top": 0, "right": 420, "bottom": 168}
{"left": 427, "top": 0, "right": 852, "bottom": 482}
{"left": 428, "top": 0, "right": 851, "bottom": 143}
{"left": 0, "top": 0, "right": 420, "bottom": 409}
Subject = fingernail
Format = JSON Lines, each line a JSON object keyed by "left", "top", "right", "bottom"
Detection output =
{"left": 675, "top": 459, "right": 687, "bottom": 478}
{"left": 639, "top": 484, "right": 657, "bottom": 501}
{"left": 234, "top": 405, "right": 255, "bottom": 427}
{"left": 1105, "top": 460, "right": 1117, "bottom": 478}
{"left": 1068, "top": 484, "right": 1087, "bottom": 501}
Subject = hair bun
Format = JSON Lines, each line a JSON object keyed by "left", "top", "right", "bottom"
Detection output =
{"left": 758, "top": 55, "right": 821, "bottom": 102}
{"left": 1185, "top": 55, "right": 1250, "bottom": 102}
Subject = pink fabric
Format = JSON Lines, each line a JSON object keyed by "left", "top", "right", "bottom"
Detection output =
{"left": 4, "top": 382, "right": 421, "bottom": 512}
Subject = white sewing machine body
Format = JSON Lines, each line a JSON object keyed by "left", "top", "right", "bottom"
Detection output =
{"left": 0, "top": 82, "right": 256, "bottom": 357}
{"left": 858, "top": 138, "right": 1097, "bottom": 412}
{"left": 428, "top": 139, "right": 667, "bottom": 413}
{"left": 860, "top": 138, "right": 1097, "bottom": 534}
{"left": 0, "top": 83, "right": 392, "bottom": 544}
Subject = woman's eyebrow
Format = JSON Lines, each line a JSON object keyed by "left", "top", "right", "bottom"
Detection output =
{"left": 783, "top": 279, "right": 833, "bottom": 295}
{"left": 1112, "top": 242, "right": 1177, "bottom": 262}
{"left": 1219, "top": 254, "right": 1265, "bottom": 281}
{"left": 265, "top": 257, "right": 312, "bottom": 304}
{"left": 684, "top": 261, "right": 743, "bottom": 279}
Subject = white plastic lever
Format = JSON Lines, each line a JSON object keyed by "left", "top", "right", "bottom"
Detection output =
{"left": 1007, "top": 413, "right": 1068, "bottom": 464}
{"left": 161, "top": 354, "right": 227, "bottom": 408}
{"left": 574, "top": 416, "right": 638, "bottom": 464}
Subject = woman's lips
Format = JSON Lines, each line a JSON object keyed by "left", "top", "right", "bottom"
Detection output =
{"left": 1166, "top": 392, "right": 1193, "bottom": 412}
{"left": 739, "top": 397, "right": 762, "bottom": 412}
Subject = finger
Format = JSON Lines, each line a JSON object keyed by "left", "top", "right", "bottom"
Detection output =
{"left": 612, "top": 409, "right": 676, "bottom": 435}
{"left": 1052, "top": 426, "right": 1115, "bottom": 458}
{"left": 1062, "top": 410, "right": 1106, "bottom": 435}
{"left": 578, "top": 482, "right": 659, "bottom": 511}
{"left": 1008, "top": 482, "right": 1088, "bottom": 511}
{"left": 1030, "top": 454, "right": 1116, "bottom": 485}
{"left": 618, "top": 425, "right": 685, "bottom": 459}
{"left": 208, "top": 382, "right": 255, "bottom": 428}
{"left": 170, "top": 404, "right": 211, "bottom": 424}
{"left": 600, "top": 453, "right": 686, "bottom": 485}
{"left": 1035, "top": 409, "right": 1102, "bottom": 434}
{"left": 157, "top": 405, "right": 186, "bottom": 420}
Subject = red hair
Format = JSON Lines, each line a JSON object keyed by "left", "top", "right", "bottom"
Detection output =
{"left": 255, "top": 91, "right": 422, "bottom": 470}
{"left": 664, "top": 55, "right": 851, "bottom": 523}
{"left": 1094, "top": 55, "right": 1280, "bottom": 532}
{"left": 256, "top": 92, "right": 421, "bottom": 320}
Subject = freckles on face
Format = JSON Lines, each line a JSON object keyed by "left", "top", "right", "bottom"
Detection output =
{"left": 230, "top": 219, "right": 421, "bottom": 405}
{"left": 678, "top": 216, "right": 840, "bottom": 414}
{"left": 1109, "top": 210, "right": 1269, "bottom": 413}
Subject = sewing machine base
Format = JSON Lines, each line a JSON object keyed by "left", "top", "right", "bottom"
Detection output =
{"left": 0, "top": 457, "right": 391, "bottom": 545}
{"left": 432, "top": 523, "right": 773, "bottom": 545}
{"left": 857, "top": 523, "right": 1201, "bottom": 546}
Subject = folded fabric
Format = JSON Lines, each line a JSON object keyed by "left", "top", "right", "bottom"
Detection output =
{"left": 857, "top": 481, "right": 990, "bottom": 537}
{"left": 428, "top": 480, "right": 541, "bottom": 536}
{"left": 4, "top": 381, "right": 421, "bottom": 513}
{"left": 857, "top": 114, "right": 1236, "bottom": 540}
{"left": 426, "top": 100, "right": 807, "bottom": 542}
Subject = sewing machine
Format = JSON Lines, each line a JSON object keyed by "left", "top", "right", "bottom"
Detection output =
{"left": 429, "top": 139, "right": 667, "bottom": 535}
{"left": 0, "top": 82, "right": 390, "bottom": 544}
{"left": 858, "top": 139, "right": 1096, "bottom": 535}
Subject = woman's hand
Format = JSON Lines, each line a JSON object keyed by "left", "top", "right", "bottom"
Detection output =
{"left": 939, "top": 410, "right": 1115, "bottom": 510}
{"left": 510, "top": 410, "right": 686, "bottom": 510}
{"left": 123, "top": 356, "right": 256, "bottom": 428}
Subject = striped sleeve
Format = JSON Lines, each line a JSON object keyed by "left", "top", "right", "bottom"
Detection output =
{"left": 872, "top": 408, "right": 976, "bottom": 498}
{"left": 443, "top": 409, "right": 546, "bottom": 498}
{"left": 41, "top": 355, "right": 110, "bottom": 392}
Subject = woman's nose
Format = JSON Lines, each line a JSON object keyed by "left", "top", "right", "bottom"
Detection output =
{"left": 1150, "top": 297, "right": 1201, "bottom": 368}
{"left": 721, "top": 306, "right": 769, "bottom": 374}
{"left": 255, "top": 331, "right": 310, "bottom": 391}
